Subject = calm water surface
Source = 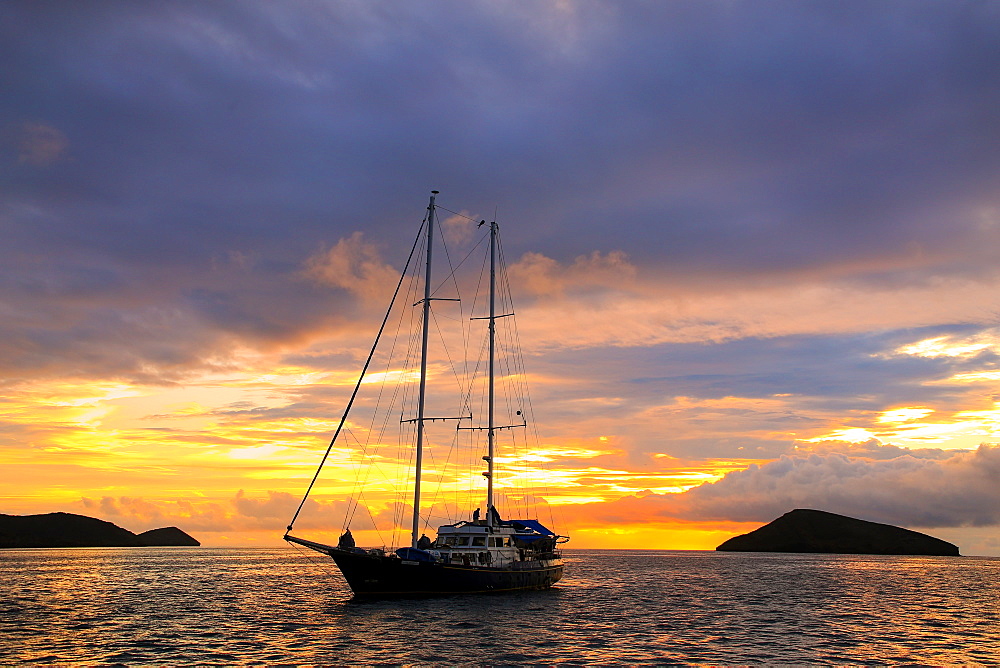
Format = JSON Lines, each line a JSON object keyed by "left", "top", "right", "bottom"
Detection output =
{"left": 2, "top": 548, "right": 997, "bottom": 664}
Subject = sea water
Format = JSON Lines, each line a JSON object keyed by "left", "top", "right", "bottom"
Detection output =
{"left": 2, "top": 548, "right": 997, "bottom": 664}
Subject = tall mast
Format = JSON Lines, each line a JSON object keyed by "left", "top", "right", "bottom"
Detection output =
{"left": 411, "top": 190, "right": 437, "bottom": 548}
{"left": 486, "top": 220, "right": 497, "bottom": 525}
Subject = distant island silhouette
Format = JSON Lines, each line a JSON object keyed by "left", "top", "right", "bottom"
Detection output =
{"left": 716, "top": 509, "right": 959, "bottom": 556}
{"left": 0, "top": 512, "right": 199, "bottom": 548}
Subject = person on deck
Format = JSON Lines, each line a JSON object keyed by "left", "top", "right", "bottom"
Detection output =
{"left": 338, "top": 529, "right": 355, "bottom": 549}
{"left": 417, "top": 534, "right": 432, "bottom": 549}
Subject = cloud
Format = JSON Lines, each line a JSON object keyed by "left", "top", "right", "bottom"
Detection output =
{"left": 568, "top": 444, "right": 1000, "bottom": 529}
{"left": 16, "top": 122, "right": 69, "bottom": 166}
{"left": 510, "top": 250, "right": 636, "bottom": 297}
{"left": 797, "top": 438, "right": 955, "bottom": 461}
{"left": 3, "top": 2, "right": 999, "bottom": 385}
{"left": 510, "top": 270, "right": 1000, "bottom": 354}
{"left": 302, "top": 232, "right": 399, "bottom": 301}
{"left": 76, "top": 490, "right": 381, "bottom": 534}
{"left": 80, "top": 495, "right": 171, "bottom": 529}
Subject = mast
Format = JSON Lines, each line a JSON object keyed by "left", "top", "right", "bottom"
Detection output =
{"left": 486, "top": 220, "right": 497, "bottom": 525}
{"left": 411, "top": 190, "right": 437, "bottom": 548}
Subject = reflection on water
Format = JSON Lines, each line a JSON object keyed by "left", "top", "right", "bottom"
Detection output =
{"left": 1, "top": 548, "right": 997, "bottom": 664}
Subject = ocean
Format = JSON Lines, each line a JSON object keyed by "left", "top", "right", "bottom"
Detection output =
{"left": 2, "top": 547, "right": 997, "bottom": 665}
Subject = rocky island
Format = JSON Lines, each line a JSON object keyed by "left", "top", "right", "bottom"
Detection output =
{"left": 0, "top": 512, "right": 200, "bottom": 548}
{"left": 716, "top": 508, "right": 959, "bottom": 556}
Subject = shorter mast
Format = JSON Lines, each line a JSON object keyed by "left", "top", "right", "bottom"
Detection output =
{"left": 411, "top": 190, "right": 437, "bottom": 548}
{"left": 464, "top": 220, "right": 524, "bottom": 526}
{"left": 486, "top": 220, "right": 497, "bottom": 525}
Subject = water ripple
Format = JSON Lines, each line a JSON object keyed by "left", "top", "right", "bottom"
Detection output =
{"left": 1, "top": 548, "right": 997, "bottom": 664}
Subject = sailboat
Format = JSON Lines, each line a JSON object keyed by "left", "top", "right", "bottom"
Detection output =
{"left": 283, "top": 191, "right": 568, "bottom": 596}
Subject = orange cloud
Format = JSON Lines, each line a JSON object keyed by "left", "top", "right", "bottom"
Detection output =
{"left": 510, "top": 249, "right": 636, "bottom": 297}
{"left": 302, "top": 232, "right": 400, "bottom": 301}
{"left": 501, "top": 251, "right": 1000, "bottom": 352}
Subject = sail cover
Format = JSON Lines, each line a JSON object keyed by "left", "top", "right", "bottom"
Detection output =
{"left": 508, "top": 519, "right": 556, "bottom": 537}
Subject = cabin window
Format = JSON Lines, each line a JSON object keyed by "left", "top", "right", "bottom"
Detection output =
{"left": 489, "top": 537, "right": 503, "bottom": 547}
{"left": 455, "top": 536, "right": 470, "bottom": 546}
{"left": 472, "top": 536, "right": 486, "bottom": 547}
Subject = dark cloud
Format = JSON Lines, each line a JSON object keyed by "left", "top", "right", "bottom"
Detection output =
{"left": 683, "top": 443, "right": 1000, "bottom": 527}
{"left": 3, "top": 2, "right": 999, "bottom": 433}
{"left": 539, "top": 328, "right": 965, "bottom": 403}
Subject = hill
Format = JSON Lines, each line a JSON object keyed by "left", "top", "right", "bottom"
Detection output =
{"left": 716, "top": 509, "right": 959, "bottom": 556}
{"left": 0, "top": 512, "right": 200, "bottom": 548}
{"left": 135, "top": 526, "right": 201, "bottom": 546}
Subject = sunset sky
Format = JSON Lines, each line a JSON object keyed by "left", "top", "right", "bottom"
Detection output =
{"left": 3, "top": 1, "right": 1000, "bottom": 555}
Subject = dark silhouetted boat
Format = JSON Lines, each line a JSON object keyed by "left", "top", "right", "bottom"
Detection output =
{"left": 284, "top": 191, "right": 567, "bottom": 596}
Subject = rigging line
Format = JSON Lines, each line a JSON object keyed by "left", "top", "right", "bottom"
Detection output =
{"left": 344, "top": 287, "right": 408, "bottom": 525}
{"left": 340, "top": 459, "right": 390, "bottom": 548}
{"left": 289, "top": 541, "right": 339, "bottom": 576}
{"left": 421, "top": 412, "right": 462, "bottom": 529}
{"left": 417, "top": 313, "right": 472, "bottom": 530}
{"left": 392, "top": 260, "right": 426, "bottom": 551}
{"left": 349, "top": 242, "right": 424, "bottom": 540}
{"left": 429, "top": 308, "right": 466, "bottom": 398}
{"left": 465, "top": 244, "right": 491, "bottom": 389}
{"left": 461, "top": 335, "right": 489, "bottom": 424}
{"left": 458, "top": 250, "right": 491, "bottom": 418}
{"left": 344, "top": 224, "right": 425, "bottom": 527}
{"left": 500, "top": 244, "right": 561, "bottom": 533}
{"left": 435, "top": 205, "right": 482, "bottom": 223}
{"left": 346, "top": 254, "right": 423, "bottom": 527}
{"left": 497, "top": 242, "right": 532, "bottom": 476}
{"left": 497, "top": 232, "right": 546, "bottom": 523}
{"left": 456, "top": 238, "right": 479, "bottom": 411}
{"left": 434, "top": 212, "right": 460, "bottom": 300}
{"left": 387, "top": 251, "right": 429, "bottom": 545}
{"left": 286, "top": 219, "right": 426, "bottom": 534}
{"left": 431, "top": 230, "right": 488, "bottom": 298}
{"left": 361, "top": 495, "right": 386, "bottom": 549}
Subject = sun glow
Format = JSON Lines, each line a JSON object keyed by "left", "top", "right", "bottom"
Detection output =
{"left": 360, "top": 369, "right": 422, "bottom": 385}
{"left": 806, "top": 427, "right": 877, "bottom": 444}
{"left": 7, "top": 312, "right": 1000, "bottom": 551}
{"left": 878, "top": 407, "right": 934, "bottom": 423}
{"left": 895, "top": 335, "right": 995, "bottom": 358}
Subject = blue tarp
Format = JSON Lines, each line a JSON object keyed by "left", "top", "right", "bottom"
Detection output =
{"left": 395, "top": 547, "right": 435, "bottom": 562}
{"left": 508, "top": 519, "right": 556, "bottom": 537}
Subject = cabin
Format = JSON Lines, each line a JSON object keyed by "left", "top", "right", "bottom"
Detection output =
{"left": 416, "top": 518, "right": 560, "bottom": 568}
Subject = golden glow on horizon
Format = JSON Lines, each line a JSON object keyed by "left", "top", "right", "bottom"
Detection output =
{"left": 567, "top": 522, "right": 757, "bottom": 551}
{"left": 544, "top": 496, "right": 607, "bottom": 505}
{"left": 5, "top": 321, "right": 1000, "bottom": 553}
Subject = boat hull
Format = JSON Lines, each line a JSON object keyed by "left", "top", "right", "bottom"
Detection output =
{"left": 329, "top": 548, "right": 563, "bottom": 597}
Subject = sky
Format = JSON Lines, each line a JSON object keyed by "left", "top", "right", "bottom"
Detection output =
{"left": 3, "top": 0, "right": 1000, "bottom": 555}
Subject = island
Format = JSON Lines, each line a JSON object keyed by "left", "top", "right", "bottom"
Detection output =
{"left": 0, "top": 512, "right": 200, "bottom": 548}
{"left": 716, "top": 508, "right": 959, "bottom": 556}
